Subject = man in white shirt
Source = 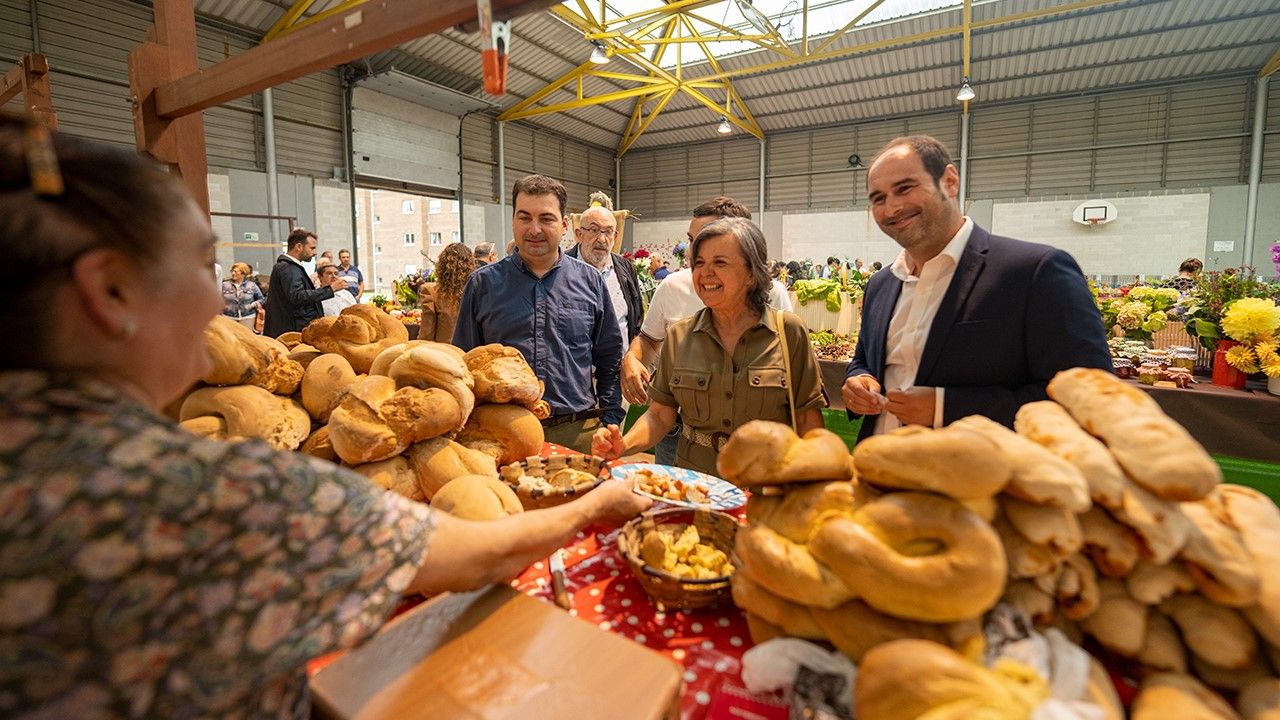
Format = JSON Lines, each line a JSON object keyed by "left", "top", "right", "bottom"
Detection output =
{"left": 842, "top": 135, "right": 1110, "bottom": 439}
{"left": 620, "top": 196, "right": 794, "bottom": 464}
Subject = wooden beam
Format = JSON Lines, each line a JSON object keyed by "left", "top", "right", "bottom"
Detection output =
{"left": 0, "top": 63, "right": 22, "bottom": 106}
{"left": 130, "top": 0, "right": 209, "bottom": 211}
{"left": 20, "top": 54, "right": 57, "bottom": 131}
{"left": 154, "top": 0, "right": 539, "bottom": 118}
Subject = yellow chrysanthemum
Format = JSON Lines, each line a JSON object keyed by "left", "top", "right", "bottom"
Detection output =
{"left": 1226, "top": 344, "right": 1260, "bottom": 374}
{"left": 1257, "top": 340, "right": 1280, "bottom": 366}
{"left": 1222, "top": 298, "right": 1280, "bottom": 342}
{"left": 1263, "top": 358, "right": 1280, "bottom": 378}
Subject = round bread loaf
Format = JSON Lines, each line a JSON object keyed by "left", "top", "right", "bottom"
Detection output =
{"left": 406, "top": 436, "right": 499, "bottom": 500}
{"left": 431, "top": 474, "right": 523, "bottom": 520}
{"left": 301, "top": 353, "right": 358, "bottom": 422}
{"left": 350, "top": 456, "right": 423, "bottom": 502}
{"left": 715, "top": 421, "right": 852, "bottom": 486}
{"left": 179, "top": 385, "right": 310, "bottom": 450}
{"left": 1131, "top": 673, "right": 1238, "bottom": 720}
{"left": 202, "top": 314, "right": 304, "bottom": 395}
{"left": 371, "top": 341, "right": 475, "bottom": 430}
{"left": 463, "top": 344, "right": 548, "bottom": 415}
{"left": 456, "top": 404, "right": 545, "bottom": 467}
{"left": 327, "top": 375, "right": 462, "bottom": 465}
{"left": 301, "top": 304, "right": 409, "bottom": 373}
{"left": 851, "top": 425, "right": 1011, "bottom": 500}
{"left": 1079, "top": 578, "right": 1149, "bottom": 657}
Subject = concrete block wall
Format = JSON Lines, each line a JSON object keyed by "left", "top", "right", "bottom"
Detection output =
{"left": 991, "top": 193, "right": 1210, "bottom": 277}
{"left": 781, "top": 210, "right": 899, "bottom": 269}
{"left": 314, "top": 180, "right": 354, "bottom": 252}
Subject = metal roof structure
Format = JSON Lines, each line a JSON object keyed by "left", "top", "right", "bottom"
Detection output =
{"left": 192, "top": 0, "right": 1280, "bottom": 155}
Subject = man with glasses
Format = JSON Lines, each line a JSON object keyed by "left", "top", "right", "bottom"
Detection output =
{"left": 453, "top": 175, "right": 624, "bottom": 454}
{"left": 567, "top": 206, "right": 643, "bottom": 344}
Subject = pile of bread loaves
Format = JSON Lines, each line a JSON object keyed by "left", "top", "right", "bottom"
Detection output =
{"left": 716, "top": 367, "right": 1280, "bottom": 719}
{"left": 177, "top": 305, "right": 550, "bottom": 522}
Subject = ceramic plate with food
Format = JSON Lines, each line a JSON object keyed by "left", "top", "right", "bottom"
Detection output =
{"left": 611, "top": 463, "right": 747, "bottom": 511}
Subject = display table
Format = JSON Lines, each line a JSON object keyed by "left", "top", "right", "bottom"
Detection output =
{"left": 1133, "top": 379, "right": 1280, "bottom": 463}
{"left": 818, "top": 360, "right": 1280, "bottom": 464}
{"left": 787, "top": 290, "right": 859, "bottom": 336}
{"left": 308, "top": 443, "right": 781, "bottom": 720}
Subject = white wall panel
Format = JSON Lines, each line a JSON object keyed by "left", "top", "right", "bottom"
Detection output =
{"left": 352, "top": 86, "right": 460, "bottom": 191}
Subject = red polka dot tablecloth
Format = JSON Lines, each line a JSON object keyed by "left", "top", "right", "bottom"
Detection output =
{"left": 527, "top": 442, "right": 786, "bottom": 720}
{"left": 310, "top": 444, "right": 788, "bottom": 720}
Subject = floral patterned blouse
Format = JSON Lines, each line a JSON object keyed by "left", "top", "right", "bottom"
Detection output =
{"left": 0, "top": 371, "right": 436, "bottom": 719}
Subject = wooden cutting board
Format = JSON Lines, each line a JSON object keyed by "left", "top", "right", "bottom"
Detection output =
{"left": 311, "top": 584, "right": 682, "bottom": 720}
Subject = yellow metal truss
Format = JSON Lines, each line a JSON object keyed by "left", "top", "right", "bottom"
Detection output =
{"left": 505, "top": 0, "right": 1131, "bottom": 156}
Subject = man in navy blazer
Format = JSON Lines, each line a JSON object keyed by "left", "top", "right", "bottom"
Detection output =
{"left": 843, "top": 135, "right": 1110, "bottom": 440}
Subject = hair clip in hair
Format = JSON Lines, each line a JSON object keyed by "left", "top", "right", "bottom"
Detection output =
{"left": 25, "top": 122, "right": 64, "bottom": 197}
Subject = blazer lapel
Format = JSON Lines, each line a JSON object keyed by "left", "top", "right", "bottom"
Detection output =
{"left": 916, "top": 227, "right": 989, "bottom": 383}
{"left": 868, "top": 275, "right": 903, "bottom": 377}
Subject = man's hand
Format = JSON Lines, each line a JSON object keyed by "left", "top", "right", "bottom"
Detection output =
{"left": 842, "top": 374, "right": 886, "bottom": 415}
{"left": 885, "top": 387, "right": 936, "bottom": 427}
{"left": 620, "top": 354, "right": 651, "bottom": 406}
{"left": 585, "top": 481, "right": 653, "bottom": 526}
{"left": 592, "top": 423, "right": 625, "bottom": 460}
{"left": 330, "top": 277, "right": 349, "bottom": 292}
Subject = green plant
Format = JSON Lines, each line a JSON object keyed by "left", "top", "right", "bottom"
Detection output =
{"left": 792, "top": 278, "right": 843, "bottom": 313}
{"left": 1182, "top": 267, "right": 1280, "bottom": 351}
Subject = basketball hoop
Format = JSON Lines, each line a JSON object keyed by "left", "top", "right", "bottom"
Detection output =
{"left": 1086, "top": 218, "right": 1102, "bottom": 227}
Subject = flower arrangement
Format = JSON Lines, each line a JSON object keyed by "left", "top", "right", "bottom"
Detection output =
{"left": 1099, "top": 286, "right": 1179, "bottom": 342}
{"left": 672, "top": 241, "right": 687, "bottom": 267}
{"left": 1182, "top": 267, "right": 1280, "bottom": 351}
{"left": 1221, "top": 297, "right": 1280, "bottom": 377}
{"left": 1272, "top": 242, "right": 1280, "bottom": 276}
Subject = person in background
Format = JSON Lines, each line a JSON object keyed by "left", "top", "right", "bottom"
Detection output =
{"left": 870, "top": 260, "right": 883, "bottom": 272}
{"left": 336, "top": 249, "right": 364, "bottom": 299}
{"left": 822, "top": 256, "right": 841, "bottom": 279}
{"left": 594, "top": 218, "right": 825, "bottom": 475}
{"left": 785, "top": 260, "right": 804, "bottom": 288}
{"left": 263, "top": 228, "right": 347, "bottom": 337}
{"left": 618, "top": 196, "right": 794, "bottom": 466}
{"left": 316, "top": 257, "right": 356, "bottom": 317}
{"left": 419, "top": 242, "right": 478, "bottom": 342}
{"left": 473, "top": 242, "right": 497, "bottom": 265}
{"left": 567, "top": 205, "right": 643, "bottom": 345}
{"left": 843, "top": 135, "right": 1110, "bottom": 440}
{"left": 221, "top": 261, "right": 264, "bottom": 330}
{"left": 0, "top": 116, "right": 651, "bottom": 718}
{"left": 653, "top": 257, "right": 671, "bottom": 281}
{"left": 1162, "top": 257, "right": 1202, "bottom": 293}
{"left": 453, "top": 175, "right": 624, "bottom": 453}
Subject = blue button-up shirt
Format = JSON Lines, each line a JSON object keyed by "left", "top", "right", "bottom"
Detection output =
{"left": 453, "top": 251, "right": 625, "bottom": 426}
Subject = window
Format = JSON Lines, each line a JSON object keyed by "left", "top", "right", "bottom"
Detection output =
{"left": 429, "top": 200, "right": 441, "bottom": 214}
{"left": 404, "top": 233, "right": 417, "bottom": 246}
{"left": 373, "top": 215, "right": 381, "bottom": 224}
{"left": 450, "top": 200, "right": 459, "bottom": 213}
{"left": 402, "top": 199, "right": 414, "bottom": 214}
{"left": 452, "top": 231, "right": 460, "bottom": 243}
{"left": 375, "top": 243, "right": 382, "bottom": 255}
{"left": 430, "top": 232, "right": 443, "bottom": 246}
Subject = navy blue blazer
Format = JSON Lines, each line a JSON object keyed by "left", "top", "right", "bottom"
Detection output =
{"left": 845, "top": 225, "right": 1111, "bottom": 441}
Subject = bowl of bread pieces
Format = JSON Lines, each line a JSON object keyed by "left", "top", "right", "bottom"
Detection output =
{"left": 499, "top": 454, "right": 608, "bottom": 510}
{"left": 617, "top": 507, "right": 739, "bottom": 611}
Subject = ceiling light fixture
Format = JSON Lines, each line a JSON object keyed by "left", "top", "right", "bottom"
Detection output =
{"left": 589, "top": 40, "right": 609, "bottom": 65}
{"left": 956, "top": 76, "right": 975, "bottom": 102}
{"left": 734, "top": 0, "right": 776, "bottom": 36}
{"left": 717, "top": 115, "right": 732, "bottom": 134}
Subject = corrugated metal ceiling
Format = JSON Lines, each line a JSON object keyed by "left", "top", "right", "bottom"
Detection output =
{"left": 191, "top": 0, "right": 1280, "bottom": 154}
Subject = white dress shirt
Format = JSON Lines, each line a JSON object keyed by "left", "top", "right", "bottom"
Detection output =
{"left": 599, "top": 261, "right": 629, "bottom": 343}
{"left": 874, "top": 217, "right": 974, "bottom": 435}
{"left": 320, "top": 287, "right": 357, "bottom": 316}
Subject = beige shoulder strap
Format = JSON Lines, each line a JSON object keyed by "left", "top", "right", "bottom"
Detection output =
{"left": 775, "top": 308, "right": 797, "bottom": 433}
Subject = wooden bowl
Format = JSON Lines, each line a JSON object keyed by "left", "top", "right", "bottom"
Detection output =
{"left": 499, "top": 454, "right": 607, "bottom": 510}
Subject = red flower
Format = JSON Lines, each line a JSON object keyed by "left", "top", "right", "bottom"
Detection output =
{"left": 634, "top": 248, "right": 650, "bottom": 258}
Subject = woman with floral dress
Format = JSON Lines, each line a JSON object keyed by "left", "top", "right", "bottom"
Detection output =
{"left": 0, "top": 117, "right": 650, "bottom": 718}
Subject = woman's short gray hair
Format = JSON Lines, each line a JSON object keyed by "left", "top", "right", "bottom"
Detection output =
{"left": 691, "top": 217, "right": 772, "bottom": 314}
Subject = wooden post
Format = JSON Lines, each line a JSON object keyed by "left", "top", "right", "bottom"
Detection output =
{"left": 1, "top": 54, "right": 59, "bottom": 131}
{"left": 129, "top": 0, "right": 209, "bottom": 212}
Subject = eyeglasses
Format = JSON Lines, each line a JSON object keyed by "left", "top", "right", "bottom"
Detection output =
{"left": 579, "top": 225, "right": 617, "bottom": 239}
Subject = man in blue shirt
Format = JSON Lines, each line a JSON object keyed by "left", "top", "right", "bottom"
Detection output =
{"left": 453, "top": 175, "right": 624, "bottom": 453}
{"left": 336, "top": 249, "right": 363, "bottom": 299}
